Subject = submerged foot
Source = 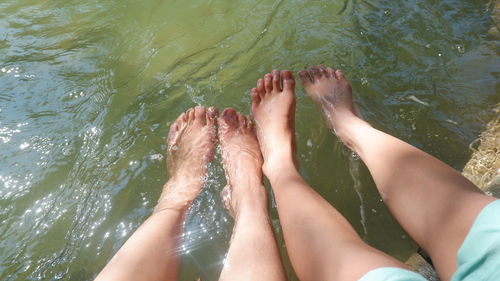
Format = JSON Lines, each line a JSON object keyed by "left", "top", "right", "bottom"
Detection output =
{"left": 298, "top": 64, "right": 361, "bottom": 137}
{"left": 218, "top": 108, "right": 267, "bottom": 217}
{"left": 251, "top": 69, "right": 298, "bottom": 176}
{"left": 155, "top": 106, "right": 218, "bottom": 212}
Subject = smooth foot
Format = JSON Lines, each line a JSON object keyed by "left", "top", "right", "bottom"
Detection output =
{"left": 218, "top": 108, "right": 268, "bottom": 218}
{"left": 155, "top": 106, "right": 218, "bottom": 212}
{"left": 298, "top": 65, "right": 363, "bottom": 139}
{"left": 251, "top": 70, "right": 298, "bottom": 176}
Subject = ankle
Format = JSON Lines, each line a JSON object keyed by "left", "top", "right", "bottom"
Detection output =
{"left": 154, "top": 179, "right": 203, "bottom": 212}
{"left": 321, "top": 105, "right": 355, "bottom": 127}
{"left": 264, "top": 156, "right": 300, "bottom": 185}
{"left": 263, "top": 148, "right": 296, "bottom": 176}
{"left": 231, "top": 184, "right": 269, "bottom": 217}
{"left": 228, "top": 174, "right": 263, "bottom": 191}
{"left": 234, "top": 203, "right": 270, "bottom": 221}
{"left": 332, "top": 114, "right": 372, "bottom": 154}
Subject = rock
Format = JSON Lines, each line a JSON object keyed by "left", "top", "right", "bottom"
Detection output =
{"left": 462, "top": 104, "right": 499, "bottom": 191}
{"left": 489, "top": 0, "right": 500, "bottom": 37}
{"left": 405, "top": 252, "right": 440, "bottom": 281}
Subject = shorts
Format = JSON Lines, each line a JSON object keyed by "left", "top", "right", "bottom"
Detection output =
{"left": 359, "top": 200, "right": 500, "bottom": 281}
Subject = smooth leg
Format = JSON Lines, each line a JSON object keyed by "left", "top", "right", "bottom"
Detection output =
{"left": 251, "top": 70, "right": 408, "bottom": 281}
{"left": 299, "top": 65, "right": 496, "bottom": 281}
{"left": 218, "top": 108, "right": 286, "bottom": 281}
{"left": 95, "top": 106, "right": 218, "bottom": 281}
{"left": 95, "top": 209, "right": 185, "bottom": 281}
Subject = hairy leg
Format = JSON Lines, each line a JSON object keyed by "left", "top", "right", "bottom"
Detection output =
{"left": 218, "top": 108, "right": 286, "bottom": 281}
{"left": 299, "top": 65, "right": 496, "bottom": 281}
{"left": 251, "top": 70, "right": 408, "bottom": 281}
{"left": 95, "top": 106, "right": 218, "bottom": 281}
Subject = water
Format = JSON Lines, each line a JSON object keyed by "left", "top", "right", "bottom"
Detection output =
{"left": 0, "top": 0, "right": 498, "bottom": 280}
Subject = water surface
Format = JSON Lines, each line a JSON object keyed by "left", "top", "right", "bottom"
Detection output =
{"left": 0, "top": 0, "right": 499, "bottom": 280}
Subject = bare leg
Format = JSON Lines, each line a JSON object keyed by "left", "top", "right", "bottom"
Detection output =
{"left": 251, "top": 70, "right": 408, "bottom": 281}
{"left": 299, "top": 65, "right": 496, "bottom": 281}
{"left": 95, "top": 106, "right": 218, "bottom": 281}
{"left": 217, "top": 108, "right": 286, "bottom": 281}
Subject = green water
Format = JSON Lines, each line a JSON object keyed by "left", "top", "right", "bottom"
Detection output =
{"left": 0, "top": 0, "right": 499, "bottom": 280}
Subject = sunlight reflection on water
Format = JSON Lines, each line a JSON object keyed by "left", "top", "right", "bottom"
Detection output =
{"left": 0, "top": 0, "right": 498, "bottom": 280}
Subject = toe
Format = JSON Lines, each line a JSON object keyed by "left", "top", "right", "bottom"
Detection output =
{"left": 186, "top": 108, "right": 195, "bottom": 123}
{"left": 251, "top": 88, "right": 261, "bottom": 115}
{"left": 257, "top": 79, "right": 265, "bottom": 98}
{"left": 169, "top": 111, "right": 187, "bottom": 146}
{"left": 307, "top": 66, "right": 322, "bottom": 81}
{"left": 272, "top": 69, "right": 281, "bottom": 92}
{"left": 167, "top": 122, "right": 179, "bottom": 146}
{"left": 237, "top": 113, "right": 247, "bottom": 129}
{"left": 244, "top": 115, "right": 253, "bottom": 130}
{"left": 298, "top": 70, "right": 312, "bottom": 86}
{"left": 251, "top": 88, "right": 261, "bottom": 104}
{"left": 335, "top": 69, "right": 345, "bottom": 80}
{"left": 176, "top": 112, "right": 187, "bottom": 124}
{"left": 326, "top": 67, "right": 336, "bottom": 78}
{"left": 194, "top": 106, "right": 206, "bottom": 125}
{"left": 281, "top": 70, "right": 295, "bottom": 91}
{"left": 317, "top": 64, "right": 328, "bottom": 77}
{"left": 219, "top": 107, "right": 238, "bottom": 129}
{"left": 206, "top": 106, "right": 218, "bottom": 127}
{"left": 264, "top": 73, "right": 273, "bottom": 93}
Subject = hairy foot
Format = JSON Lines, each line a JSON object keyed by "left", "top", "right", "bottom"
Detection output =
{"left": 218, "top": 108, "right": 267, "bottom": 217}
{"left": 251, "top": 70, "right": 298, "bottom": 176}
{"left": 298, "top": 65, "right": 361, "bottom": 135}
{"left": 155, "top": 106, "right": 218, "bottom": 212}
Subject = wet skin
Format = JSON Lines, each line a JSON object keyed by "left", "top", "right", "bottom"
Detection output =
{"left": 96, "top": 106, "right": 219, "bottom": 281}
{"left": 297, "top": 65, "right": 362, "bottom": 149}
{"left": 97, "top": 105, "right": 286, "bottom": 281}
{"left": 218, "top": 108, "right": 266, "bottom": 217}
{"left": 250, "top": 69, "right": 407, "bottom": 281}
{"left": 97, "top": 64, "right": 495, "bottom": 281}
{"left": 250, "top": 69, "right": 298, "bottom": 174}
{"left": 156, "top": 106, "right": 218, "bottom": 212}
{"left": 218, "top": 108, "right": 286, "bottom": 281}
{"left": 297, "top": 65, "right": 495, "bottom": 281}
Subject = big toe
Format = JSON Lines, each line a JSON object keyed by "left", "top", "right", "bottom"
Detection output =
{"left": 167, "top": 111, "right": 188, "bottom": 147}
{"left": 219, "top": 108, "right": 239, "bottom": 131}
{"left": 251, "top": 88, "right": 261, "bottom": 104}
{"left": 167, "top": 122, "right": 179, "bottom": 146}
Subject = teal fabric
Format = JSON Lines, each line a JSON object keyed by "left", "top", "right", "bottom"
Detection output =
{"left": 359, "top": 200, "right": 500, "bottom": 281}
{"left": 452, "top": 199, "right": 500, "bottom": 281}
{"left": 358, "top": 267, "right": 427, "bottom": 281}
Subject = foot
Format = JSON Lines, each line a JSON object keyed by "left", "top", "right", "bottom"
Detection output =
{"left": 155, "top": 106, "right": 218, "bottom": 212}
{"left": 251, "top": 70, "right": 298, "bottom": 176}
{"left": 298, "top": 65, "right": 363, "bottom": 141}
{"left": 218, "top": 108, "right": 268, "bottom": 217}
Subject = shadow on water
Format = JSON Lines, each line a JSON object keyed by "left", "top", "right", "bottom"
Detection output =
{"left": 0, "top": 0, "right": 499, "bottom": 280}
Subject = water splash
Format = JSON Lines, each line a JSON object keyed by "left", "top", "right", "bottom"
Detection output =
{"left": 347, "top": 150, "right": 368, "bottom": 238}
{"left": 180, "top": 157, "right": 232, "bottom": 256}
